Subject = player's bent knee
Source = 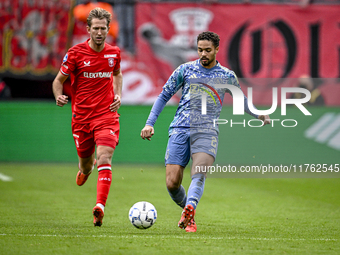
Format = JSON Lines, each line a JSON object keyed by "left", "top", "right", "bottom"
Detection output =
{"left": 97, "top": 153, "right": 113, "bottom": 165}
{"left": 97, "top": 145, "right": 115, "bottom": 163}
{"left": 166, "top": 178, "right": 181, "bottom": 191}
{"left": 165, "top": 164, "right": 184, "bottom": 191}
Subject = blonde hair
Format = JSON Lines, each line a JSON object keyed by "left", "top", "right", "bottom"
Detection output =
{"left": 87, "top": 7, "right": 111, "bottom": 28}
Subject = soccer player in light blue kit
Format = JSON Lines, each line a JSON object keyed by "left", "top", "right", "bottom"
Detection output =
{"left": 141, "top": 31, "right": 270, "bottom": 232}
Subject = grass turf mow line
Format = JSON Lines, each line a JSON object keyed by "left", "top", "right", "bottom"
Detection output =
{"left": 0, "top": 163, "right": 339, "bottom": 254}
{"left": 0, "top": 172, "right": 13, "bottom": 182}
{"left": 0, "top": 233, "right": 338, "bottom": 242}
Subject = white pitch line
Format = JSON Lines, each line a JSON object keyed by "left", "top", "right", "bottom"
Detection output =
{"left": 0, "top": 233, "right": 337, "bottom": 242}
{"left": 0, "top": 173, "right": 13, "bottom": 182}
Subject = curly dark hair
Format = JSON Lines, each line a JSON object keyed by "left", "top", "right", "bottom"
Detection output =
{"left": 197, "top": 31, "right": 220, "bottom": 48}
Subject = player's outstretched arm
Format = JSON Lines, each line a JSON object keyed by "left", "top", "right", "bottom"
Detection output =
{"left": 258, "top": 115, "right": 271, "bottom": 126}
{"left": 52, "top": 71, "right": 68, "bottom": 107}
{"left": 141, "top": 125, "right": 154, "bottom": 141}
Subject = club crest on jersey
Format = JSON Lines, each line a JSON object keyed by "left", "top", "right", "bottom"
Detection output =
{"left": 108, "top": 58, "right": 115, "bottom": 67}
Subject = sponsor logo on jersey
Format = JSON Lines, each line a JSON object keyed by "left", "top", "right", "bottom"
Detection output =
{"left": 84, "top": 61, "right": 90, "bottom": 66}
{"left": 197, "top": 82, "right": 222, "bottom": 106}
{"left": 62, "top": 53, "right": 68, "bottom": 63}
{"left": 104, "top": 54, "right": 117, "bottom": 58}
{"left": 108, "top": 58, "right": 115, "bottom": 67}
{"left": 83, "top": 71, "right": 113, "bottom": 78}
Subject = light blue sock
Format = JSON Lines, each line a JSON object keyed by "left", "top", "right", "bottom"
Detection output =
{"left": 167, "top": 185, "right": 187, "bottom": 208}
{"left": 186, "top": 173, "right": 206, "bottom": 210}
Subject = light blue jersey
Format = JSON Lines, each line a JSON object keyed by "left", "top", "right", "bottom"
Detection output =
{"left": 146, "top": 59, "right": 258, "bottom": 135}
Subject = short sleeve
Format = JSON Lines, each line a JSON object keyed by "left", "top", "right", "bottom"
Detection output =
{"left": 113, "top": 48, "right": 121, "bottom": 72}
{"left": 60, "top": 48, "right": 76, "bottom": 76}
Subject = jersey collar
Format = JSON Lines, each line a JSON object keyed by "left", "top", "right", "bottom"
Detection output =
{"left": 197, "top": 59, "right": 220, "bottom": 72}
{"left": 85, "top": 38, "right": 106, "bottom": 53}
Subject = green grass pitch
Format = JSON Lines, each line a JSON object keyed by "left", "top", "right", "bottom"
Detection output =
{"left": 0, "top": 163, "right": 339, "bottom": 254}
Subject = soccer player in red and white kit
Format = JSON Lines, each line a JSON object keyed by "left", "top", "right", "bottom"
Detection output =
{"left": 52, "top": 7, "right": 122, "bottom": 227}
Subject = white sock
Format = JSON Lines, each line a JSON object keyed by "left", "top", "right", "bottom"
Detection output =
{"left": 96, "top": 203, "right": 105, "bottom": 212}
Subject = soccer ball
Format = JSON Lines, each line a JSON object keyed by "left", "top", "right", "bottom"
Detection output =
{"left": 128, "top": 201, "right": 157, "bottom": 229}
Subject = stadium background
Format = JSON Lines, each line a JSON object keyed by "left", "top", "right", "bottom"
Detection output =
{"left": 0, "top": 0, "right": 339, "bottom": 166}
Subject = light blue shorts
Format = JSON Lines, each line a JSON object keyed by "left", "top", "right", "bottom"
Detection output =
{"left": 165, "top": 130, "right": 218, "bottom": 167}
